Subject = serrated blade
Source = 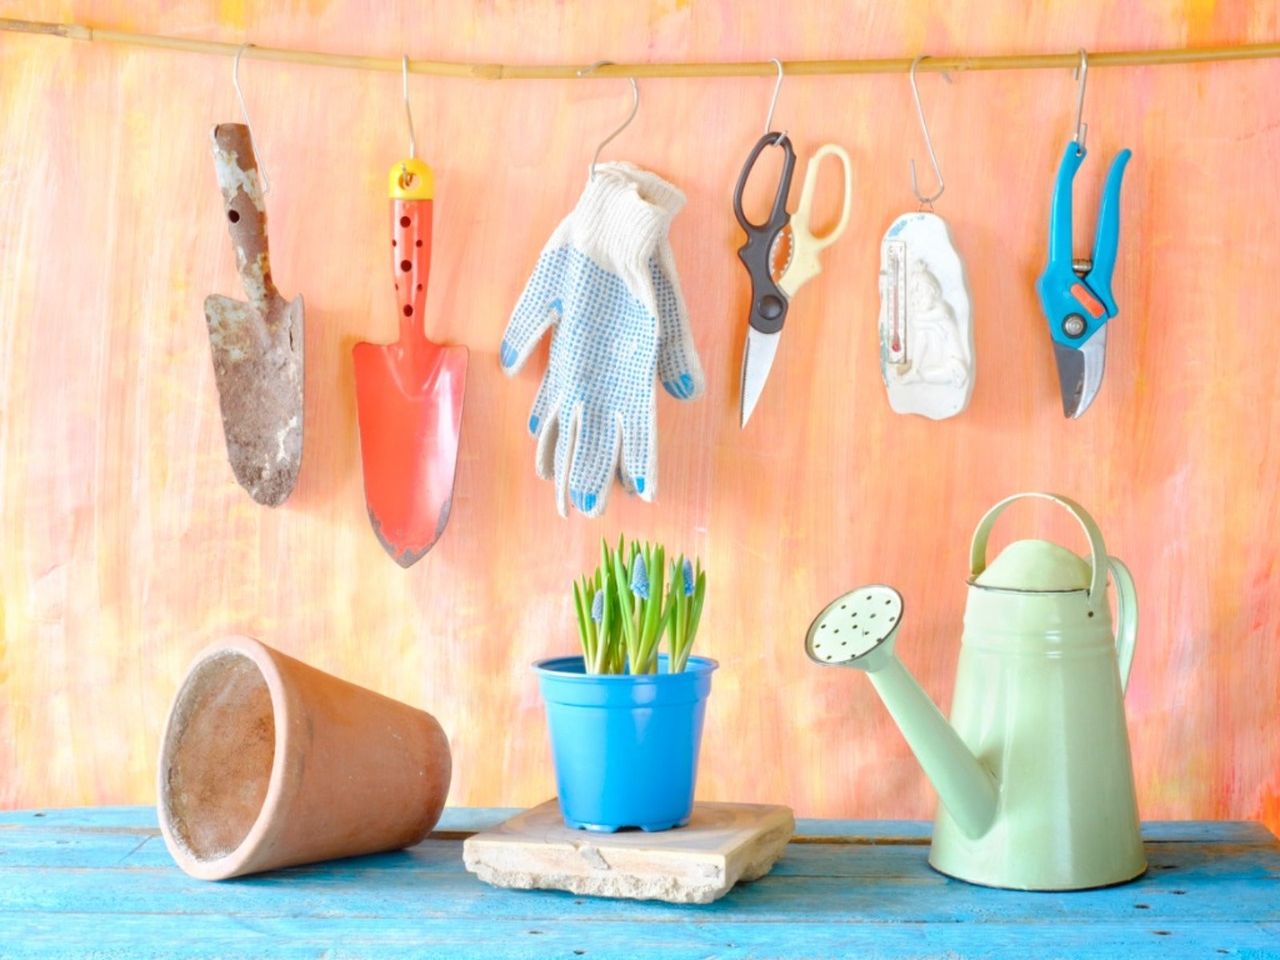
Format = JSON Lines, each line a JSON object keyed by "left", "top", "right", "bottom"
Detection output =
{"left": 740, "top": 327, "right": 781, "bottom": 428}
{"left": 769, "top": 225, "right": 794, "bottom": 283}
{"left": 1054, "top": 326, "right": 1107, "bottom": 419}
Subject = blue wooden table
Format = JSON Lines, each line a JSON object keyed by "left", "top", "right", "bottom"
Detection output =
{"left": 1, "top": 807, "right": 1277, "bottom": 958}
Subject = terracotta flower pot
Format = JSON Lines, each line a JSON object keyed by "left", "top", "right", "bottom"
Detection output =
{"left": 157, "top": 636, "right": 450, "bottom": 880}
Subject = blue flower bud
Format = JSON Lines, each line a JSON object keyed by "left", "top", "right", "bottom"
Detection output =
{"left": 630, "top": 552, "right": 650, "bottom": 600}
{"left": 683, "top": 558, "right": 695, "bottom": 597}
{"left": 591, "top": 589, "right": 604, "bottom": 623}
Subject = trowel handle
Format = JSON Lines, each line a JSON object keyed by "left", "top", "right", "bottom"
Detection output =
{"left": 391, "top": 197, "right": 433, "bottom": 347}
{"left": 1108, "top": 557, "right": 1138, "bottom": 694}
{"left": 388, "top": 158, "right": 435, "bottom": 348}
{"left": 969, "top": 492, "right": 1108, "bottom": 612}
{"left": 210, "top": 124, "right": 278, "bottom": 310}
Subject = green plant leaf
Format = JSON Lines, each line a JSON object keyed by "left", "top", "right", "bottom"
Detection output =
{"left": 573, "top": 579, "right": 594, "bottom": 668}
{"left": 575, "top": 538, "right": 706, "bottom": 676}
{"left": 598, "top": 575, "right": 614, "bottom": 673}
{"left": 654, "top": 590, "right": 677, "bottom": 672}
{"left": 672, "top": 572, "right": 688, "bottom": 664}
{"left": 613, "top": 546, "right": 637, "bottom": 669}
{"left": 687, "top": 570, "right": 706, "bottom": 650}
{"left": 639, "top": 545, "right": 657, "bottom": 653}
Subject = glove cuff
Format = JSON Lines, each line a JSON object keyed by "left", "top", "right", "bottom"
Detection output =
{"left": 598, "top": 162, "right": 686, "bottom": 220}
{"left": 568, "top": 165, "right": 680, "bottom": 266}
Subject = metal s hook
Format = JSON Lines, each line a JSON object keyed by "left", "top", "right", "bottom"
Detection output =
{"left": 402, "top": 54, "right": 418, "bottom": 160}
{"left": 233, "top": 42, "right": 270, "bottom": 195}
{"left": 577, "top": 60, "right": 639, "bottom": 180}
{"left": 763, "top": 58, "right": 784, "bottom": 135}
{"left": 1073, "top": 48, "right": 1088, "bottom": 154}
{"left": 908, "top": 55, "right": 949, "bottom": 207}
{"left": 399, "top": 55, "right": 419, "bottom": 189}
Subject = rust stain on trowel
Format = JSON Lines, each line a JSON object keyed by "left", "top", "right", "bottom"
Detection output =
{"left": 368, "top": 494, "right": 454, "bottom": 569}
{"left": 203, "top": 123, "right": 303, "bottom": 507}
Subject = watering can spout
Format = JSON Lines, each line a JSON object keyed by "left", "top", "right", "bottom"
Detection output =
{"left": 804, "top": 583, "right": 998, "bottom": 841}
{"left": 864, "top": 656, "right": 998, "bottom": 840}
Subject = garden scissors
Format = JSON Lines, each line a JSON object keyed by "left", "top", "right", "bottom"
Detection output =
{"left": 734, "top": 134, "right": 853, "bottom": 427}
{"left": 1035, "top": 141, "right": 1131, "bottom": 419}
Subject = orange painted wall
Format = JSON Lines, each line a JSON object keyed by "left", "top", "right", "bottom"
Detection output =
{"left": 1, "top": 1, "right": 1278, "bottom": 835}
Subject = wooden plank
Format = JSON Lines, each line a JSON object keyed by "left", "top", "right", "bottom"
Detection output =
{"left": 4, "top": 806, "right": 1275, "bottom": 844}
{"left": 435, "top": 807, "right": 523, "bottom": 834}
{"left": 0, "top": 830, "right": 1273, "bottom": 902}
{"left": 2, "top": 841, "right": 1276, "bottom": 924}
{"left": 790, "top": 818, "right": 1280, "bottom": 845}
{"left": 0, "top": 805, "right": 521, "bottom": 833}
{"left": 1, "top": 813, "right": 1276, "bottom": 875}
{"left": 2, "top": 914, "right": 1277, "bottom": 960}
{"left": 2, "top": 811, "right": 1278, "bottom": 957}
{"left": 0, "top": 807, "right": 156, "bottom": 829}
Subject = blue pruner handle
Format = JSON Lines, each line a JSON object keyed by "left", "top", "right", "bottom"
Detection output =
{"left": 1045, "top": 142, "right": 1086, "bottom": 274}
{"left": 1083, "top": 148, "right": 1132, "bottom": 316}
{"left": 1037, "top": 142, "right": 1132, "bottom": 348}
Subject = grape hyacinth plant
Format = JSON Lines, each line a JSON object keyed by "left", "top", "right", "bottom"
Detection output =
{"left": 572, "top": 537, "right": 706, "bottom": 675}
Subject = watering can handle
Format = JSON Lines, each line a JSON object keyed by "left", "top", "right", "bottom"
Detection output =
{"left": 968, "top": 492, "right": 1109, "bottom": 613}
{"left": 1107, "top": 556, "right": 1138, "bottom": 694}
{"left": 970, "top": 493, "right": 1137, "bottom": 694}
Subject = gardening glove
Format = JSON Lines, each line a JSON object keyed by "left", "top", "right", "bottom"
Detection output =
{"left": 501, "top": 163, "right": 704, "bottom": 518}
{"left": 606, "top": 162, "right": 706, "bottom": 494}
{"left": 615, "top": 163, "right": 705, "bottom": 399}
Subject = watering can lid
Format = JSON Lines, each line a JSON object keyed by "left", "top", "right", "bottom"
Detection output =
{"left": 973, "top": 539, "right": 1092, "bottom": 591}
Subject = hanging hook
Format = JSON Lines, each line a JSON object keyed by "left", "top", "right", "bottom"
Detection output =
{"left": 232, "top": 43, "right": 270, "bottom": 195}
{"left": 909, "top": 55, "right": 949, "bottom": 207}
{"left": 399, "top": 55, "right": 419, "bottom": 189}
{"left": 763, "top": 58, "right": 784, "bottom": 135}
{"left": 1073, "top": 48, "right": 1088, "bottom": 154}
{"left": 402, "top": 55, "right": 418, "bottom": 160}
{"left": 577, "top": 60, "right": 639, "bottom": 180}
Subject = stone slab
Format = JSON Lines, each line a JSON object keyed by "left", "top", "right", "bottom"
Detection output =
{"left": 462, "top": 799, "right": 794, "bottom": 904}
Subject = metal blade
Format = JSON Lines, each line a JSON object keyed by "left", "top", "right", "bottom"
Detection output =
{"left": 740, "top": 327, "right": 781, "bottom": 428}
{"left": 1054, "top": 327, "right": 1107, "bottom": 419}
{"left": 1076, "top": 326, "right": 1107, "bottom": 417}
{"left": 204, "top": 293, "right": 303, "bottom": 507}
{"left": 354, "top": 339, "right": 468, "bottom": 567}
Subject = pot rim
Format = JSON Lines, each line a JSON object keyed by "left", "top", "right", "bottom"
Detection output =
{"left": 156, "top": 634, "right": 292, "bottom": 881}
{"left": 532, "top": 653, "right": 718, "bottom": 682}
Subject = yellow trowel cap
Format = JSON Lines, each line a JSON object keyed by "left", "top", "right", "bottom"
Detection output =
{"left": 389, "top": 158, "right": 434, "bottom": 200}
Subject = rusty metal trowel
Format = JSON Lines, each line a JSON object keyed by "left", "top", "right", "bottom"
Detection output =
{"left": 353, "top": 158, "right": 467, "bottom": 567}
{"left": 204, "top": 123, "right": 303, "bottom": 507}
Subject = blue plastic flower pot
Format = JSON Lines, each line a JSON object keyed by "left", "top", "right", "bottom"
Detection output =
{"left": 534, "top": 654, "right": 717, "bottom": 833}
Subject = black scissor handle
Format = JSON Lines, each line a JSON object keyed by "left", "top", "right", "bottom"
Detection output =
{"left": 733, "top": 132, "right": 796, "bottom": 231}
{"left": 734, "top": 132, "right": 796, "bottom": 335}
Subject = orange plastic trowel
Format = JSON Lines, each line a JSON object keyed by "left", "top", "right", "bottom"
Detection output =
{"left": 353, "top": 159, "right": 468, "bottom": 567}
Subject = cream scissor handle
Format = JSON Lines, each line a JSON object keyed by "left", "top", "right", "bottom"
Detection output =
{"left": 777, "top": 143, "right": 853, "bottom": 299}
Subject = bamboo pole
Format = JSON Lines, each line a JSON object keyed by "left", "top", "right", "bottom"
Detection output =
{"left": 3, "top": 17, "right": 1280, "bottom": 79}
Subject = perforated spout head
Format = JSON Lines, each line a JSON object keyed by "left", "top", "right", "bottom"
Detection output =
{"left": 805, "top": 584, "right": 904, "bottom": 672}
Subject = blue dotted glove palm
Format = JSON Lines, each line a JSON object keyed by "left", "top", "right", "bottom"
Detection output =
{"left": 501, "top": 163, "right": 704, "bottom": 517}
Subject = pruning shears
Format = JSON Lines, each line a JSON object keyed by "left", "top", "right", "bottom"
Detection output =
{"left": 1035, "top": 142, "right": 1132, "bottom": 419}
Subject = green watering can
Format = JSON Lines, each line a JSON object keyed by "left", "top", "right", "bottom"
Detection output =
{"left": 807, "top": 492, "right": 1144, "bottom": 890}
